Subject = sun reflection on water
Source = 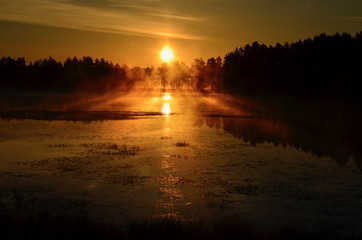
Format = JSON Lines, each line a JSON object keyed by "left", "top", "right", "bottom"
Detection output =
{"left": 162, "top": 102, "right": 171, "bottom": 115}
{"left": 154, "top": 156, "right": 186, "bottom": 220}
{"left": 161, "top": 92, "right": 172, "bottom": 116}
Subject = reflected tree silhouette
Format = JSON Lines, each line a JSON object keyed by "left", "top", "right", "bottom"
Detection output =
{"left": 195, "top": 95, "right": 362, "bottom": 170}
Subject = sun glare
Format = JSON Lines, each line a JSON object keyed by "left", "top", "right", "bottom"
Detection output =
{"left": 160, "top": 46, "right": 174, "bottom": 62}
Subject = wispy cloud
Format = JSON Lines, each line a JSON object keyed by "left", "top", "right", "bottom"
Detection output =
{"left": 0, "top": 0, "right": 203, "bottom": 40}
{"left": 349, "top": 16, "right": 362, "bottom": 21}
{"left": 149, "top": 13, "right": 202, "bottom": 22}
{"left": 326, "top": 15, "right": 362, "bottom": 22}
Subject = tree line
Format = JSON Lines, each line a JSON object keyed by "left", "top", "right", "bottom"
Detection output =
{"left": 0, "top": 55, "right": 223, "bottom": 94}
{"left": 222, "top": 32, "right": 362, "bottom": 103}
{"left": 0, "top": 56, "right": 146, "bottom": 94}
{"left": 1, "top": 32, "right": 361, "bottom": 103}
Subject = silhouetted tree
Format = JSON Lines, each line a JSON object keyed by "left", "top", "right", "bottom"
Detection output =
{"left": 206, "top": 57, "right": 222, "bottom": 92}
{"left": 169, "top": 61, "right": 191, "bottom": 90}
{"left": 191, "top": 58, "right": 208, "bottom": 91}
{"left": 157, "top": 63, "right": 168, "bottom": 90}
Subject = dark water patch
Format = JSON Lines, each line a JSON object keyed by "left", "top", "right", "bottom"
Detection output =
{"left": 231, "top": 178, "right": 260, "bottom": 196}
{"left": 204, "top": 114, "right": 264, "bottom": 119}
{"left": 0, "top": 171, "right": 38, "bottom": 178}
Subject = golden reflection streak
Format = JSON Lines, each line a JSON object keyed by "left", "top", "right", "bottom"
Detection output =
{"left": 162, "top": 102, "right": 171, "bottom": 115}
{"left": 161, "top": 92, "right": 172, "bottom": 115}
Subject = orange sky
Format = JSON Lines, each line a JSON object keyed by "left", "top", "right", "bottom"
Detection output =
{"left": 1, "top": 0, "right": 361, "bottom": 67}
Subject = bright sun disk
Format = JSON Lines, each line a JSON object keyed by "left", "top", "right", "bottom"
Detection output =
{"left": 160, "top": 47, "right": 174, "bottom": 62}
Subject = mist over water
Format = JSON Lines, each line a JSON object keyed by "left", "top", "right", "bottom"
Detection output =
{"left": 1, "top": 91, "right": 362, "bottom": 235}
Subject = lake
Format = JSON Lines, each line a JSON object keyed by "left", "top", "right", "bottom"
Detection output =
{"left": 1, "top": 91, "right": 362, "bottom": 235}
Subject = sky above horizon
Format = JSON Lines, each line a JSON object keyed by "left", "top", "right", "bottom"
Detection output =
{"left": 0, "top": 0, "right": 361, "bottom": 67}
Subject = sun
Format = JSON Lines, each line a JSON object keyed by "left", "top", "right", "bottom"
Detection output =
{"left": 160, "top": 46, "right": 174, "bottom": 62}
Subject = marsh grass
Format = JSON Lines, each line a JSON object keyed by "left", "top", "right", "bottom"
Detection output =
{"left": 0, "top": 212, "right": 357, "bottom": 240}
{"left": 0, "top": 189, "right": 358, "bottom": 240}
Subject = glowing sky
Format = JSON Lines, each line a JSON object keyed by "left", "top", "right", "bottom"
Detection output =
{"left": 0, "top": 0, "right": 361, "bottom": 66}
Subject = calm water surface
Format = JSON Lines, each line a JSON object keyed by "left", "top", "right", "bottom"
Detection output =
{"left": 0, "top": 92, "right": 361, "bottom": 234}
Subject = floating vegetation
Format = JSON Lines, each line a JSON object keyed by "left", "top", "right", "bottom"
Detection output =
{"left": 46, "top": 142, "right": 141, "bottom": 156}
{"left": 119, "top": 144, "right": 140, "bottom": 156}
{"left": 160, "top": 136, "right": 172, "bottom": 140}
{"left": 163, "top": 154, "right": 188, "bottom": 159}
{"left": 103, "top": 175, "right": 152, "bottom": 185}
{"left": 47, "top": 144, "right": 74, "bottom": 148}
{"left": 81, "top": 143, "right": 140, "bottom": 156}
{"left": 174, "top": 141, "right": 190, "bottom": 147}
{"left": 159, "top": 176, "right": 210, "bottom": 188}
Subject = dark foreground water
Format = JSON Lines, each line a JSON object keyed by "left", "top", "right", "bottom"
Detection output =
{"left": 0, "top": 92, "right": 361, "bottom": 236}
